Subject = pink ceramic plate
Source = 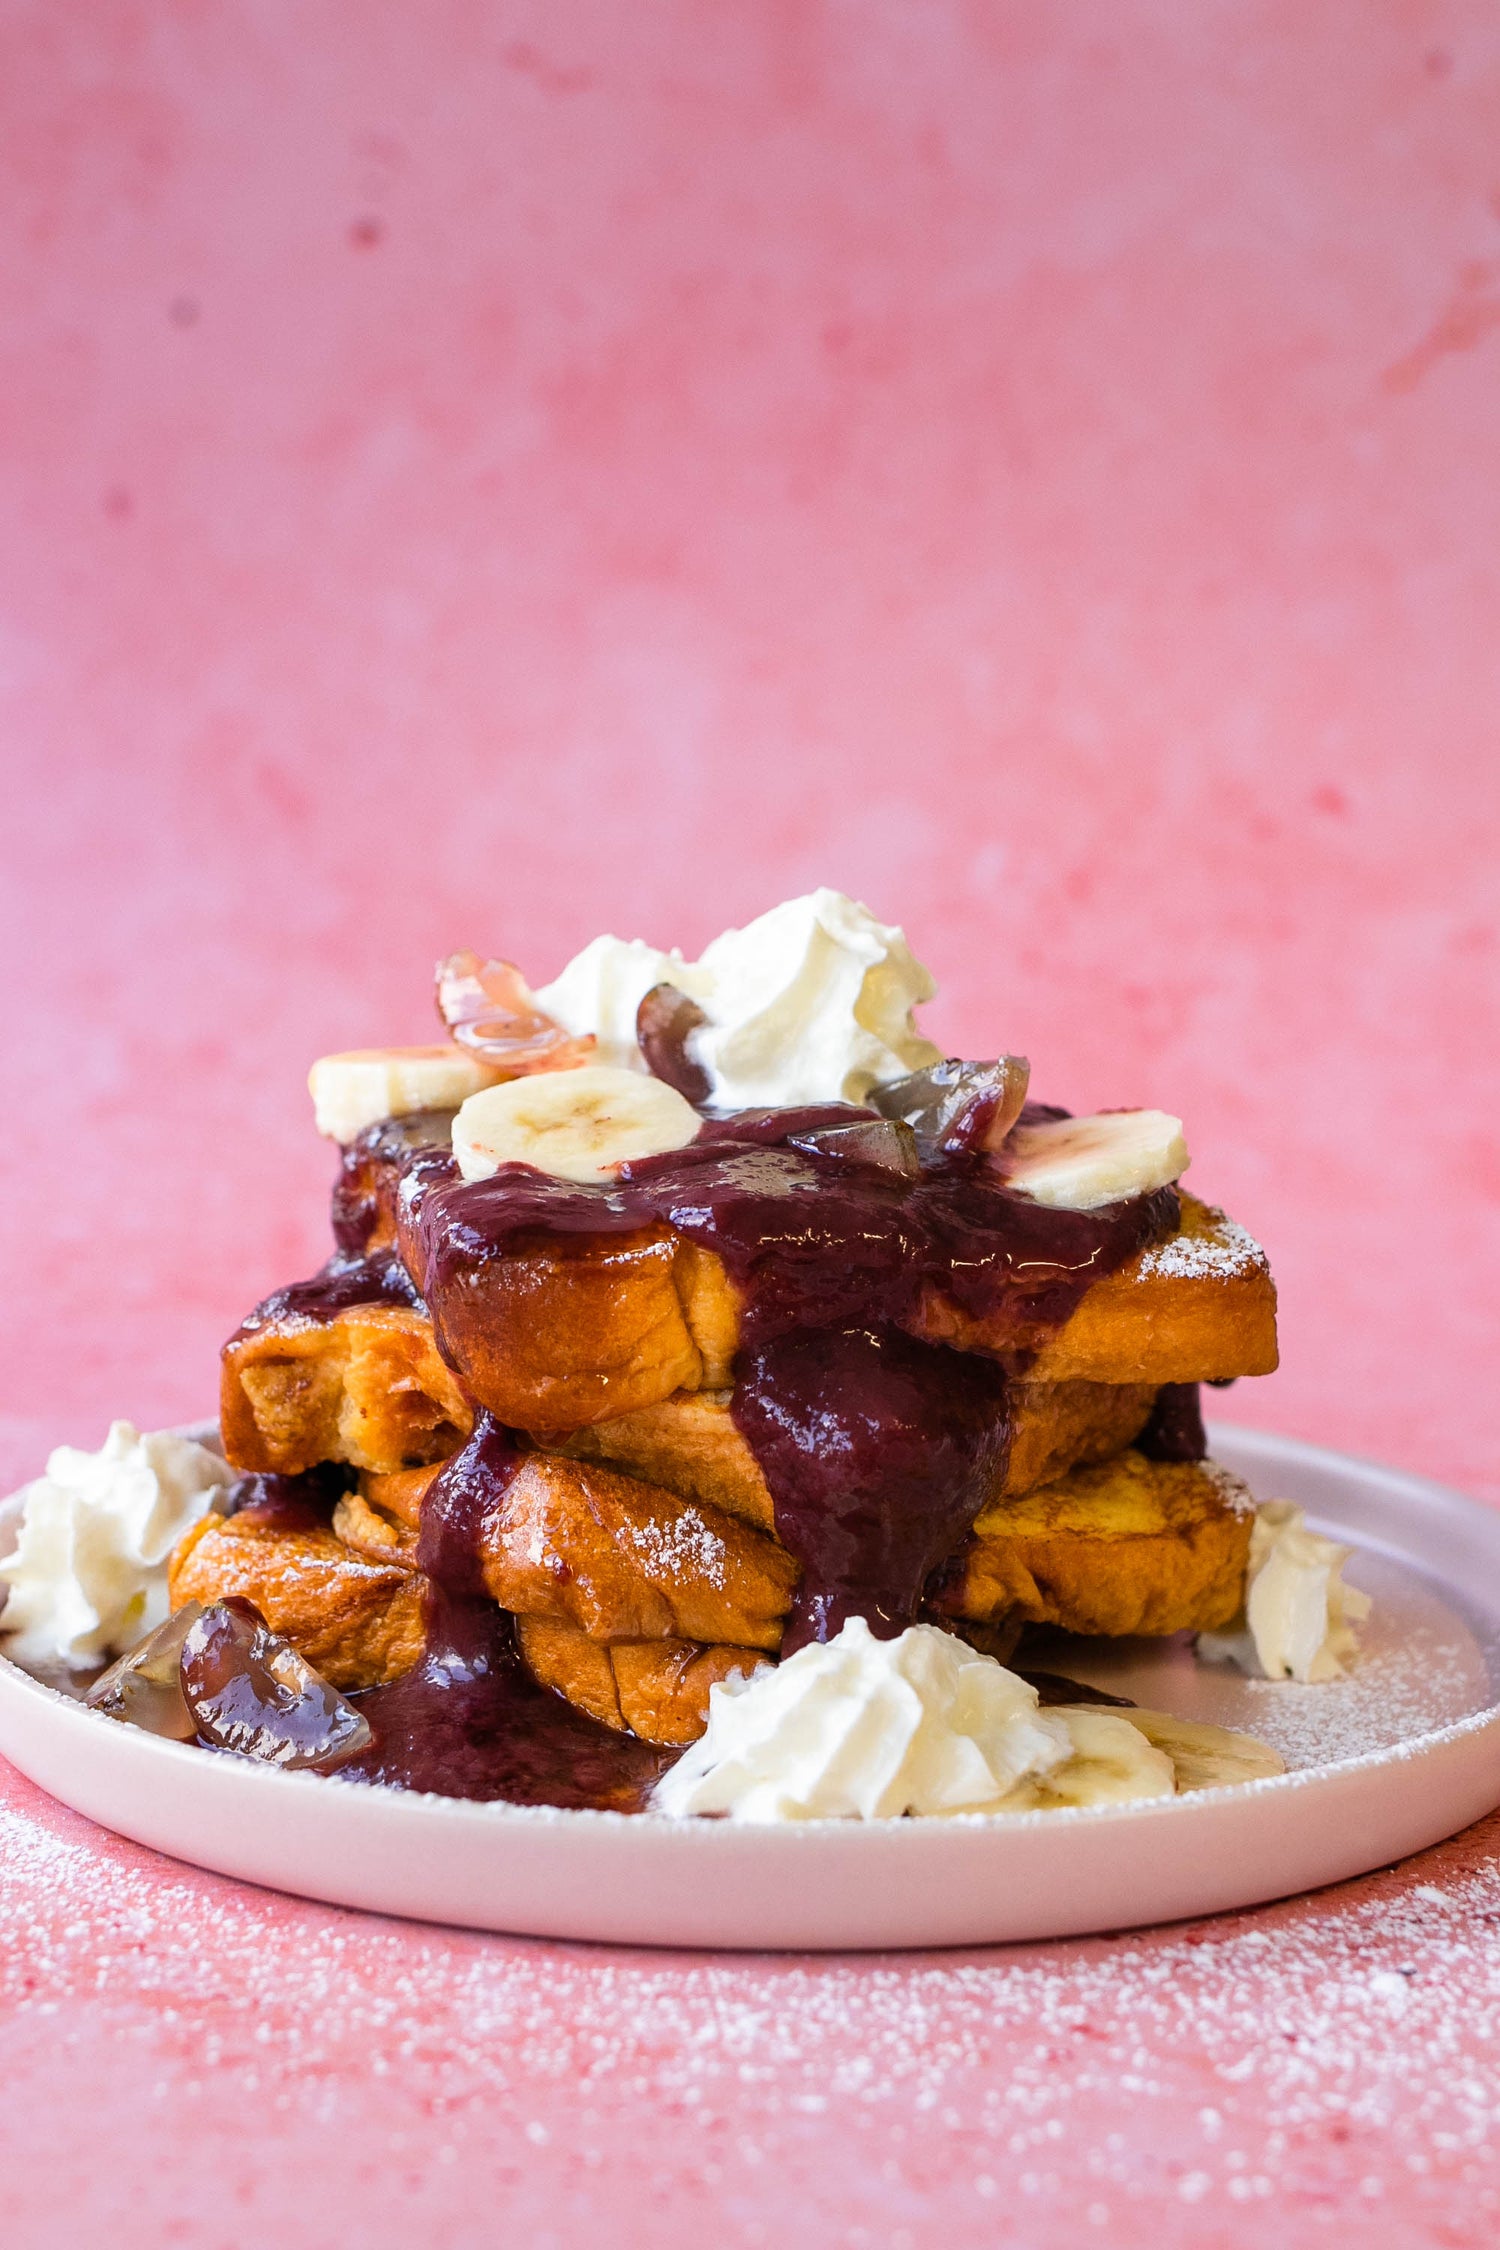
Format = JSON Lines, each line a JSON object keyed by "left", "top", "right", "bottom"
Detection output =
{"left": 0, "top": 1425, "right": 1495, "bottom": 1951}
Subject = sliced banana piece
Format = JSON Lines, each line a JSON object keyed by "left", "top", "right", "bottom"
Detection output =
{"left": 1001, "top": 1108, "right": 1188, "bottom": 1210}
{"left": 309, "top": 1045, "right": 504, "bottom": 1144}
{"left": 453, "top": 1064, "right": 701, "bottom": 1185}
{"left": 1030, "top": 1706, "right": 1178, "bottom": 1807}
{"left": 1118, "top": 1707, "right": 1285, "bottom": 1792}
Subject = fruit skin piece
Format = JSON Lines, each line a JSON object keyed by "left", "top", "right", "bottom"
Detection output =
{"left": 309, "top": 1045, "right": 502, "bottom": 1144}
{"left": 436, "top": 951, "right": 596, "bottom": 1072}
{"left": 452, "top": 1064, "right": 701, "bottom": 1185}
{"left": 785, "top": 1118, "right": 921, "bottom": 1178}
{"left": 998, "top": 1108, "right": 1189, "bottom": 1210}
{"left": 635, "top": 983, "right": 711, "bottom": 1104}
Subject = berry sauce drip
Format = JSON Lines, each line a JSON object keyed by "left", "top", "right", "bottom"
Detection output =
{"left": 340, "top": 1414, "right": 670, "bottom": 1808}
{"left": 406, "top": 1104, "right": 1177, "bottom": 1652}
{"left": 733, "top": 1327, "right": 1009, "bottom": 1648}
{"left": 339, "top": 1591, "right": 671, "bottom": 1809}
{"left": 220, "top": 1463, "right": 353, "bottom": 1528}
{"left": 1135, "top": 1382, "right": 1208, "bottom": 1463}
{"left": 230, "top": 1247, "right": 423, "bottom": 1338}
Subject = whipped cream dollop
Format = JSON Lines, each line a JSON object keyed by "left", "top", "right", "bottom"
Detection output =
{"left": 1198, "top": 1500, "right": 1372, "bottom": 1684}
{"left": 0, "top": 1422, "right": 231, "bottom": 1670}
{"left": 533, "top": 889, "right": 942, "bottom": 1110}
{"left": 652, "top": 1617, "right": 1175, "bottom": 1822}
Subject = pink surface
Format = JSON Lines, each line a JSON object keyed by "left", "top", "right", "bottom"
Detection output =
{"left": 1, "top": 4, "right": 1498, "bottom": 2242}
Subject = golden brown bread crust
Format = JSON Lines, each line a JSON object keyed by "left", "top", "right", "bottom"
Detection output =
{"left": 479, "top": 1453, "right": 797, "bottom": 1649}
{"left": 429, "top": 1227, "right": 739, "bottom": 1434}
{"left": 915, "top": 1196, "right": 1279, "bottom": 1383}
{"left": 168, "top": 1509, "right": 427, "bottom": 1690}
{"left": 950, "top": 1449, "right": 1253, "bottom": 1638}
{"left": 418, "top": 1192, "right": 1275, "bottom": 1435}
{"left": 563, "top": 1379, "right": 1157, "bottom": 1533}
{"left": 515, "top": 1616, "right": 756, "bottom": 1745}
{"left": 221, "top": 1304, "right": 472, "bottom": 1476}
{"left": 562, "top": 1390, "right": 776, "bottom": 1530}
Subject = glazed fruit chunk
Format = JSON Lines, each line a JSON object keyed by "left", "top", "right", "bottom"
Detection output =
{"left": 85, "top": 1602, "right": 204, "bottom": 1740}
{"left": 180, "top": 1597, "right": 373, "bottom": 1768}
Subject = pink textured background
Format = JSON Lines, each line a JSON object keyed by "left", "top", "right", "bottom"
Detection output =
{"left": 2, "top": 5, "right": 1498, "bottom": 2243}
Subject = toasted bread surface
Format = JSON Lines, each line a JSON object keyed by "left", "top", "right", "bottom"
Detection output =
{"left": 566, "top": 1377, "right": 1156, "bottom": 1533}
{"left": 479, "top": 1452, "right": 798, "bottom": 1649}
{"left": 168, "top": 1509, "right": 427, "bottom": 1690}
{"left": 516, "top": 1616, "right": 756, "bottom": 1745}
{"left": 221, "top": 1304, "right": 472, "bottom": 1475}
{"left": 919, "top": 1195, "right": 1278, "bottom": 1383}
{"left": 952, "top": 1448, "right": 1253, "bottom": 1638}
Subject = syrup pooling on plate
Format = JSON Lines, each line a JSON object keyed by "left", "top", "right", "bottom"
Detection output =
{"left": 341, "top": 1592, "right": 672, "bottom": 1809}
{"left": 338, "top": 1422, "right": 671, "bottom": 1808}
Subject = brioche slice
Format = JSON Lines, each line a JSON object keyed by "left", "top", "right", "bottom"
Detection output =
{"left": 479, "top": 1452, "right": 797, "bottom": 1650}
{"left": 915, "top": 1195, "right": 1278, "bottom": 1382}
{"left": 562, "top": 1378, "right": 1157, "bottom": 1534}
{"left": 221, "top": 1303, "right": 472, "bottom": 1476}
{"left": 169, "top": 1508, "right": 426, "bottom": 1691}
{"left": 515, "top": 1616, "right": 758, "bottom": 1745}
{"left": 414, "top": 1192, "right": 1273, "bottom": 1437}
{"left": 949, "top": 1449, "right": 1254, "bottom": 1639}
{"left": 428, "top": 1227, "right": 736, "bottom": 1434}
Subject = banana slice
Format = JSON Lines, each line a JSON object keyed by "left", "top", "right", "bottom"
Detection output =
{"left": 1030, "top": 1706, "right": 1178, "bottom": 1807}
{"left": 309, "top": 1046, "right": 504, "bottom": 1144}
{"left": 453, "top": 1064, "right": 701, "bottom": 1185}
{"left": 1117, "top": 1707, "right": 1285, "bottom": 1792}
{"left": 1001, "top": 1109, "right": 1188, "bottom": 1210}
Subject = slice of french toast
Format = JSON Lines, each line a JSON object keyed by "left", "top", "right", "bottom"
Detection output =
{"left": 415, "top": 1191, "right": 1276, "bottom": 1433}
{"left": 221, "top": 1301, "right": 472, "bottom": 1476}
{"left": 946, "top": 1450, "right": 1254, "bottom": 1639}
{"left": 561, "top": 1377, "right": 1159, "bottom": 1532}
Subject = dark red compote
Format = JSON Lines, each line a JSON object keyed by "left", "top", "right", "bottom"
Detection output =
{"left": 1136, "top": 1381, "right": 1207, "bottom": 1463}
{"left": 403, "top": 1092, "right": 1177, "bottom": 1654}
{"left": 339, "top": 1414, "right": 671, "bottom": 1808}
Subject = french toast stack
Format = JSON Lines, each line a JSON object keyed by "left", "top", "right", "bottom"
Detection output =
{"left": 176, "top": 1129, "right": 1278, "bottom": 1745}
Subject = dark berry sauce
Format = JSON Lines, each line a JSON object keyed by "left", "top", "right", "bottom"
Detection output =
{"left": 340, "top": 1591, "right": 671, "bottom": 1809}
{"left": 406, "top": 1104, "right": 1175, "bottom": 1652}
{"left": 227, "top": 1089, "right": 1178, "bottom": 1801}
{"left": 231, "top": 1248, "right": 423, "bottom": 1339}
{"left": 340, "top": 1416, "right": 669, "bottom": 1808}
{"left": 1135, "top": 1382, "right": 1207, "bottom": 1463}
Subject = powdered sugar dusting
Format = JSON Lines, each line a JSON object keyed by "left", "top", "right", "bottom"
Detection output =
{"left": 1138, "top": 1210, "right": 1264, "bottom": 1281}
{"left": 2, "top": 1752, "right": 1500, "bottom": 2244}
{"left": 1036, "top": 1541, "right": 1498, "bottom": 1774}
{"left": 620, "top": 1505, "right": 728, "bottom": 1588}
{"left": 1200, "top": 1457, "right": 1257, "bottom": 1516}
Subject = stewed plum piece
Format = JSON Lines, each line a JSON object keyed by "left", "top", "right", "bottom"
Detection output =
{"left": 870, "top": 1056, "right": 1030, "bottom": 1158}
{"left": 180, "top": 1598, "right": 372, "bottom": 1769}
{"left": 85, "top": 1602, "right": 204, "bottom": 1740}
{"left": 435, "top": 951, "right": 594, "bottom": 1073}
{"left": 635, "top": 983, "right": 712, "bottom": 1105}
{"left": 785, "top": 1117, "right": 921, "bottom": 1179}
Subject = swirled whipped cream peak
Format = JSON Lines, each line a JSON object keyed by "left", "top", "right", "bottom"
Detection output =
{"left": 0, "top": 1422, "right": 231, "bottom": 1670}
{"left": 533, "top": 889, "right": 943, "bottom": 1108}
{"left": 652, "top": 1617, "right": 1177, "bottom": 1822}
{"left": 1198, "top": 1500, "right": 1371, "bottom": 1684}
